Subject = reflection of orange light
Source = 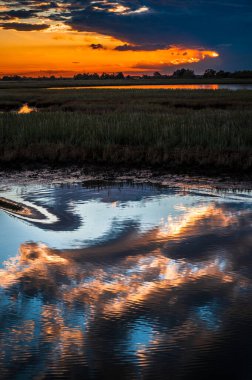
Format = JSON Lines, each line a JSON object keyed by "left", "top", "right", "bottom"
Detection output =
{"left": 41, "top": 305, "right": 84, "bottom": 352}
{"left": 1, "top": 201, "right": 249, "bottom": 374}
{"left": 100, "top": 255, "right": 234, "bottom": 316}
{"left": 0, "top": 203, "right": 242, "bottom": 320}
{"left": 0, "top": 243, "right": 69, "bottom": 287}
{"left": 18, "top": 104, "right": 36, "bottom": 114}
{"left": 158, "top": 204, "right": 236, "bottom": 240}
{"left": 50, "top": 84, "right": 220, "bottom": 90}
{"left": 0, "top": 196, "right": 33, "bottom": 217}
{"left": 111, "top": 201, "right": 118, "bottom": 208}
{"left": 20, "top": 243, "right": 69, "bottom": 264}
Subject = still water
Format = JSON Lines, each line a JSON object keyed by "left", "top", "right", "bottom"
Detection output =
{"left": 17, "top": 104, "right": 37, "bottom": 114}
{"left": 0, "top": 183, "right": 252, "bottom": 379}
{"left": 49, "top": 84, "right": 252, "bottom": 91}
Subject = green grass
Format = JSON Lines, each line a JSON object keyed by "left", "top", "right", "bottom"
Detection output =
{"left": 0, "top": 88, "right": 251, "bottom": 172}
{"left": 1, "top": 87, "right": 252, "bottom": 112}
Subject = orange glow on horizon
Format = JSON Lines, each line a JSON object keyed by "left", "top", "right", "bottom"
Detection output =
{"left": 0, "top": 27, "right": 219, "bottom": 77}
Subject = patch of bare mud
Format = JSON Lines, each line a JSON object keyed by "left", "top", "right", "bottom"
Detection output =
{"left": 0, "top": 166, "right": 251, "bottom": 191}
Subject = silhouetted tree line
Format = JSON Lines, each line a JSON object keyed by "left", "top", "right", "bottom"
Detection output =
{"left": 74, "top": 72, "right": 125, "bottom": 80}
{"left": 1, "top": 75, "right": 58, "bottom": 81}
{"left": 202, "top": 69, "right": 252, "bottom": 79}
{"left": 2, "top": 69, "right": 252, "bottom": 81}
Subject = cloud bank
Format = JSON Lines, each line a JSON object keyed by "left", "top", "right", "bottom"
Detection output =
{"left": 0, "top": 0, "right": 251, "bottom": 70}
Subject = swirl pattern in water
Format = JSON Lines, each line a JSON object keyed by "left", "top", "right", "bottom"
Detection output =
{"left": 0, "top": 183, "right": 252, "bottom": 380}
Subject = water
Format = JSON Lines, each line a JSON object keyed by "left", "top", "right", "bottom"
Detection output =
{"left": 17, "top": 104, "right": 37, "bottom": 114}
{"left": 48, "top": 84, "right": 252, "bottom": 91}
{"left": 0, "top": 182, "right": 252, "bottom": 379}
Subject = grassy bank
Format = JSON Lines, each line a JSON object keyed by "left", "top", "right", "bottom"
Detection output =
{"left": 0, "top": 77, "right": 252, "bottom": 90}
{"left": 1, "top": 87, "right": 252, "bottom": 112}
{"left": 0, "top": 89, "right": 251, "bottom": 172}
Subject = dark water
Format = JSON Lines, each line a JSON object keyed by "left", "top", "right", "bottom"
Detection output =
{"left": 49, "top": 84, "right": 252, "bottom": 91}
{"left": 0, "top": 183, "right": 252, "bottom": 380}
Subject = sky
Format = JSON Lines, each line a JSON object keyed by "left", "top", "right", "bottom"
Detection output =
{"left": 0, "top": 0, "right": 251, "bottom": 76}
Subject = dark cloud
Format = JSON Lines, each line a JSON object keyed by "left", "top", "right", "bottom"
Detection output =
{"left": 34, "top": 1, "right": 59, "bottom": 11}
{"left": 3, "top": 0, "right": 59, "bottom": 10}
{"left": 0, "top": 9, "right": 37, "bottom": 20}
{"left": 0, "top": 22, "right": 49, "bottom": 31}
{"left": 0, "top": 0, "right": 251, "bottom": 70}
{"left": 114, "top": 43, "right": 169, "bottom": 51}
{"left": 65, "top": 0, "right": 252, "bottom": 70}
{"left": 132, "top": 57, "right": 218, "bottom": 71}
{"left": 90, "top": 43, "right": 105, "bottom": 50}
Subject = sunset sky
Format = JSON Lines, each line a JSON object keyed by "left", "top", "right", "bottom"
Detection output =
{"left": 0, "top": 0, "right": 251, "bottom": 77}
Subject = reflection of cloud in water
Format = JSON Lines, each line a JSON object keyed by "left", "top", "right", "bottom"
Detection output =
{"left": 0, "top": 204, "right": 239, "bottom": 292}
{"left": 158, "top": 204, "right": 236, "bottom": 239}
{"left": 0, "top": 201, "right": 252, "bottom": 379}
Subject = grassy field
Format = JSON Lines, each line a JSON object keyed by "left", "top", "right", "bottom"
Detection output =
{"left": 0, "top": 77, "right": 252, "bottom": 90}
{"left": 0, "top": 87, "right": 251, "bottom": 173}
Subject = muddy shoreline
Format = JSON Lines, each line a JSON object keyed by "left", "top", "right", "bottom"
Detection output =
{"left": 0, "top": 165, "right": 251, "bottom": 191}
{"left": 0, "top": 196, "right": 46, "bottom": 220}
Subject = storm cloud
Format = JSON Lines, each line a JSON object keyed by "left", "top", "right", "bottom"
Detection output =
{"left": 0, "top": 9, "right": 37, "bottom": 20}
{"left": 114, "top": 43, "right": 169, "bottom": 51}
{"left": 0, "top": 22, "right": 49, "bottom": 31}
{"left": 0, "top": 0, "right": 251, "bottom": 70}
{"left": 90, "top": 43, "right": 106, "bottom": 50}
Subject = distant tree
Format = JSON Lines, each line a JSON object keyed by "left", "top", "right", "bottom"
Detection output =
{"left": 74, "top": 74, "right": 82, "bottom": 80}
{"left": 3, "top": 69, "right": 252, "bottom": 82}
{"left": 233, "top": 70, "right": 252, "bottom": 78}
{"left": 74, "top": 73, "right": 99, "bottom": 80}
{"left": 172, "top": 69, "right": 195, "bottom": 78}
{"left": 91, "top": 73, "right": 100, "bottom": 80}
{"left": 203, "top": 69, "right": 216, "bottom": 78}
{"left": 215, "top": 70, "right": 231, "bottom": 78}
{"left": 100, "top": 72, "right": 111, "bottom": 79}
{"left": 115, "top": 72, "right": 124, "bottom": 79}
{"left": 2, "top": 75, "right": 23, "bottom": 81}
{"left": 74, "top": 73, "right": 89, "bottom": 80}
{"left": 153, "top": 71, "right": 162, "bottom": 78}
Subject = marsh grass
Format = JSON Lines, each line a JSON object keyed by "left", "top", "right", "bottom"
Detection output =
{"left": 0, "top": 89, "right": 251, "bottom": 171}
